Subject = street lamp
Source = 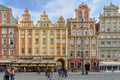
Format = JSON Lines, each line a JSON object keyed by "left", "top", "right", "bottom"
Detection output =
{"left": 81, "top": 25, "right": 84, "bottom": 75}
{"left": 74, "top": 32, "right": 77, "bottom": 59}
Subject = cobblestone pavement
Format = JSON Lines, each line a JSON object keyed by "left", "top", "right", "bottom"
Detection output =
{"left": 0, "top": 72, "right": 120, "bottom": 80}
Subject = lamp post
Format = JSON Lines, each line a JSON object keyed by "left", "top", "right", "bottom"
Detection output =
{"left": 74, "top": 32, "right": 77, "bottom": 59}
{"left": 81, "top": 24, "right": 84, "bottom": 75}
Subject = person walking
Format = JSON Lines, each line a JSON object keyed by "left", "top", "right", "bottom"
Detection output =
{"left": 4, "top": 67, "right": 10, "bottom": 80}
{"left": 36, "top": 67, "right": 40, "bottom": 74}
{"left": 10, "top": 68, "right": 15, "bottom": 80}
{"left": 50, "top": 71, "right": 55, "bottom": 80}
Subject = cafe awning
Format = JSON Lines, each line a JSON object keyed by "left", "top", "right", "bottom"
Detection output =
{"left": 99, "top": 62, "right": 120, "bottom": 66}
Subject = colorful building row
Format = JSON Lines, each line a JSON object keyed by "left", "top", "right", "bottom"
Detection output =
{"left": 0, "top": 3, "right": 120, "bottom": 72}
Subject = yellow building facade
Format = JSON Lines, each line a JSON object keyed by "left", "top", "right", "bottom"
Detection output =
{"left": 18, "top": 9, "right": 68, "bottom": 71}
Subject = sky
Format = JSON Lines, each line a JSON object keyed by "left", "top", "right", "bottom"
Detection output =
{"left": 0, "top": 0, "right": 120, "bottom": 23}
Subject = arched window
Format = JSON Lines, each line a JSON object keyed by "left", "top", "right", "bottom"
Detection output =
{"left": 77, "top": 62, "right": 81, "bottom": 68}
{"left": 85, "top": 39, "right": 89, "bottom": 45}
{"left": 92, "top": 39, "right": 96, "bottom": 45}
{"left": 93, "top": 62, "right": 97, "bottom": 67}
{"left": 70, "top": 62, "right": 74, "bottom": 68}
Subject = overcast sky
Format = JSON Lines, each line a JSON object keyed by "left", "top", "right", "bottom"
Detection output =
{"left": 0, "top": 0, "right": 120, "bottom": 23}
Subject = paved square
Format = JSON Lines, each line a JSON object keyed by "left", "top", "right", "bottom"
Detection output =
{"left": 0, "top": 72, "right": 120, "bottom": 80}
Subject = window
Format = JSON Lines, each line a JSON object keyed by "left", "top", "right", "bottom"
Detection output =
{"left": 86, "top": 51, "right": 89, "bottom": 56}
{"left": 3, "top": 49, "right": 6, "bottom": 56}
{"left": 85, "top": 39, "right": 89, "bottom": 45}
{"left": 78, "top": 31, "right": 82, "bottom": 36}
{"left": 42, "top": 48, "right": 46, "bottom": 54}
{"left": 10, "top": 39, "right": 14, "bottom": 45}
{"left": 43, "top": 38, "right": 46, "bottom": 44}
{"left": 56, "top": 39, "right": 60, "bottom": 44}
{"left": 113, "top": 41, "right": 116, "bottom": 47}
{"left": 70, "top": 63, "right": 74, "bottom": 68}
{"left": 50, "top": 31, "right": 54, "bottom": 35}
{"left": 113, "top": 26, "right": 116, "bottom": 31}
{"left": 50, "top": 38, "right": 54, "bottom": 44}
{"left": 35, "top": 48, "right": 39, "bottom": 54}
{"left": 92, "top": 39, "right": 96, "bottom": 45}
{"left": 90, "top": 31, "right": 93, "bottom": 36}
{"left": 21, "top": 48, "right": 24, "bottom": 53}
{"left": 85, "top": 31, "right": 87, "bottom": 35}
{"left": 21, "top": 30, "right": 25, "bottom": 35}
{"left": 3, "top": 14, "right": 6, "bottom": 18}
{"left": 107, "top": 54, "right": 110, "bottom": 58}
{"left": 2, "top": 28, "right": 7, "bottom": 34}
{"left": 3, "top": 39, "right": 6, "bottom": 44}
{"left": 50, "top": 47, "right": 54, "bottom": 53}
{"left": 107, "top": 41, "right": 111, "bottom": 46}
{"left": 62, "top": 48, "right": 65, "bottom": 53}
{"left": 62, "top": 39, "right": 66, "bottom": 44}
{"left": 35, "top": 30, "right": 39, "bottom": 35}
{"left": 10, "top": 28, "right": 14, "bottom": 34}
{"left": 57, "top": 48, "right": 60, "bottom": 53}
{"left": 77, "top": 62, "right": 81, "bottom": 68}
{"left": 10, "top": 49, "right": 14, "bottom": 56}
{"left": 24, "top": 23, "right": 28, "bottom": 27}
{"left": 35, "top": 38, "right": 39, "bottom": 44}
{"left": 28, "top": 48, "right": 31, "bottom": 53}
{"left": 107, "top": 13, "right": 110, "bottom": 16}
{"left": 21, "top": 39, "right": 24, "bottom": 44}
{"left": 77, "top": 51, "right": 81, "bottom": 56}
{"left": 92, "top": 51, "right": 96, "bottom": 56}
{"left": 28, "top": 31, "right": 31, "bottom": 35}
{"left": 70, "top": 39, "right": 74, "bottom": 45}
{"left": 101, "top": 54, "right": 104, "bottom": 58}
{"left": 93, "top": 62, "right": 97, "bottom": 67}
{"left": 62, "top": 30, "right": 66, "bottom": 35}
{"left": 28, "top": 38, "right": 32, "bottom": 44}
{"left": 101, "top": 27, "right": 105, "bottom": 31}
{"left": 70, "top": 51, "right": 74, "bottom": 56}
{"left": 56, "top": 31, "right": 60, "bottom": 35}
{"left": 43, "top": 31, "right": 46, "bottom": 35}
{"left": 77, "top": 39, "right": 81, "bottom": 45}
{"left": 2, "top": 20, "right": 6, "bottom": 24}
{"left": 107, "top": 28, "right": 110, "bottom": 31}
{"left": 101, "top": 41, "right": 104, "bottom": 45}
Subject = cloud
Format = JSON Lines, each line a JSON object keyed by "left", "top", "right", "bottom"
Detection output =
{"left": 11, "top": 7, "right": 41, "bottom": 24}
{"left": 5, "top": 0, "right": 120, "bottom": 24}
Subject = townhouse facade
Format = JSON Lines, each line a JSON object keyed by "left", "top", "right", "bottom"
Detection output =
{"left": 17, "top": 9, "right": 68, "bottom": 70}
{"left": 99, "top": 3, "right": 120, "bottom": 72}
{"left": 0, "top": 4, "right": 18, "bottom": 67}
{"left": 67, "top": 3, "right": 99, "bottom": 71}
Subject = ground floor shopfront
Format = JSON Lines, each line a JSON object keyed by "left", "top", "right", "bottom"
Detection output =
{"left": 99, "top": 62, "right": 120, "bottom": 72}
{"left": 67, "top": 58, "right": 99, "bottom": 71}
{"left": 0, "top": 57, "right": 66, "bottom": 72}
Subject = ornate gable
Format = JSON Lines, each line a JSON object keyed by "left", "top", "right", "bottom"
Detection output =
{"left": 76, "top": 2, "right": 90, "bottom": 21}
{"left": 56, "top": 16, "right": 66, "bottom": 27}
{"left": 20, "top": 8, "right": 34, "bottom": 27}
{"left": 105, "top": 3, "right": 119, "bottom": 10}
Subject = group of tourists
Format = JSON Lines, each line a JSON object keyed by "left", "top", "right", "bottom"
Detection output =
{"left": 58, "top": 68, "right": 67, "bottom": 78}
{"left": 4, "top": 67, "right": 15, "bottom": 80}
{"left": 44, "top": 67, "right": 68, "bottom": 80}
